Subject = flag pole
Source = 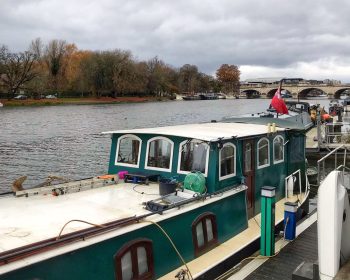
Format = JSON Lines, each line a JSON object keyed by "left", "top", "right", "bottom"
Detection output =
{"left": 276, "top": 80, "right": 283, "bottom": 118}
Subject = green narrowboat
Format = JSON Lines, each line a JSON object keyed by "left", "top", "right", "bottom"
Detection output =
{"left": 0, "top": 120, "right": 309, "bottom": 280}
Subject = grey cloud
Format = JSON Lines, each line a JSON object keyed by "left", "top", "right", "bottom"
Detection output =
{"left": 1, "top": 0, "right": 350, "bottom": 80}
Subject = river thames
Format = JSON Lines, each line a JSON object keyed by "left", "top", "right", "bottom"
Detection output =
{"left": 0, "top": 98, "right": 330, "bottom": 192}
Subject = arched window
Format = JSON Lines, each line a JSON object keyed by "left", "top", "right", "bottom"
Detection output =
{"left": 273, "top": 135, "right": 284, "bottom": 164}
{"left": 178, "top": 140, "right": 209, "bottom": 176}
{"left": 115, "top": 135, "right": 142, "bottom": 167}
{"left": 219, "top": 143, "right": 236, "bottom": 180}
{"left": 114, "top": 239, "right": 154, "bottom": 280}
{"left": 257, "top": 138, "right": 270, "bottom": 169}
{"left": 192, "top": 212, "right": 218, "bottom": 257}
{"left": 145, "top": 137, "right": 174, "bottom": 172}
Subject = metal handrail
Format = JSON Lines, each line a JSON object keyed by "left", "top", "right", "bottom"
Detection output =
{"left": 336, "top": 164, "right": 350, "bottom": 171}
{"left": 285, "top": 169, "right": 302, "bottom": 200}
{"left": 324, "top": 122, "right": 350, "bottom": 144}
{"left": 317, "top": 145, "right": 349, "bottom": 185}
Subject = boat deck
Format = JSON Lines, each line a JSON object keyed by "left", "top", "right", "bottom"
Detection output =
{"left": 242, "top": 219, "right": 317, "bottom": 280}
{"left": 0, "top": 182, "right": 160, "bottom": 252}
{"left": 158, "top": 194, "right": 306, "bottom": 280}
{"left": 0, "top": 181, "right": 245, "bottom": 254}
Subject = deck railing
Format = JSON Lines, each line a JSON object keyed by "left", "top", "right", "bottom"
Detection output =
{"left": 324, "top": 122, "right": 350, "bottom": 144}
{"left": 317, "top": 145, "right": 349, "bottom": 185}
{"left": 284, "top": 169, "right": 309, "bottom": 205}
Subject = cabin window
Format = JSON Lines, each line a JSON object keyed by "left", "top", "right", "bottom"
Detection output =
{"left": 114, "top": 239, "right": 154, "bottom": 280}
{"left": 192, "top": 212, "right": 218, "bottom": 257}
{"left": 257, "top": 138, "right": 270, "bottom": 169}
{"left": 145, "top": 137, "right": 173, "bottom": 171}
{"left": 116, "top": 135, "right": 142, "bottom": 167}
{"left": 244, "top": 142, "right": 252, "bottom": 172}
{"left": 273, "top": 135, "right": 284, "bottom": 163}
{"left": 219, "top": 143, "right": 236, "bottom": 180}
{"left": 178, "top": 140, "right": 209, "bottom": 176}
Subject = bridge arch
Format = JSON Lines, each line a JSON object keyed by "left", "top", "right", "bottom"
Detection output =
{"left": 240, "top": 90, "right": 261, "bottom": 99}
{"left": 298, "top": 88, "right": 327, "bottom": 99}
{"left": 266, "top": 88, "right": 292, "bottom": 98}
{"left": 267, "top": 88, "right": 277, "bottom": 98}
{"left": 334, "top": 88, "right": 350, "bottom": 99}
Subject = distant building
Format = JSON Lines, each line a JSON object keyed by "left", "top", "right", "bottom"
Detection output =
{"left": 242, "top": 77, "right": 342, "bottom": 86}
{"left": 323, "top": 79, "right": 341, "bottom": 85}
{"left": 242, "top": 77, "right": 303, "bottom": 86}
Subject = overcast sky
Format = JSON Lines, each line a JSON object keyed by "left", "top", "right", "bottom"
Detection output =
{"left": 1, "top": 0, "right": 350, "bottom": 81}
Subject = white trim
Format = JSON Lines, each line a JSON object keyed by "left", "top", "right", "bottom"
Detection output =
{"left": 257, "top": 137, "right": 270, "bottom": 169}
{"left": 273, "top": 135, "right": 284, "bottom": 164}
{"left": 0, "top": 185, "right": 247, "bottom": 275}
{"left": 177, "top": 140, "right": 209, "bottom": 177}
{"left": 145, "top": 136, "right": 174, "bottom": 172}
{"left": 115, "top": 134, "right": 142, "bottom": 168}
{"left": 219, "top": 143, "right": 236, "bottom": 181}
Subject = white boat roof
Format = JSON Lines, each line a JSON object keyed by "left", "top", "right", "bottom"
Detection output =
{"left": 102, "top": 122, "right": 285, "bottom": 141}
{"left": 0, "top": 182, "right": 244, "bottom": 274}
{"left": 0, "top": 183, "right": 159, "bottom": 253}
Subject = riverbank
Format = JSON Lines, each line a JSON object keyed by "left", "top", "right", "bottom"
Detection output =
{"left": 0, "top": 96, "right": 171, "bottom": 107}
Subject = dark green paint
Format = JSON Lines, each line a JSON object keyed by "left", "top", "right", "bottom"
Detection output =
{"left": 260, "top": 194, "right": 276, "bottom": 256}
{"left": 2, "top": 191, "right": 247, "bottom": 280}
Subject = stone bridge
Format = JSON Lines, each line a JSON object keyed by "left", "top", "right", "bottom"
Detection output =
{"left": 240, "top": 84, "right": 350, "bottom": 99}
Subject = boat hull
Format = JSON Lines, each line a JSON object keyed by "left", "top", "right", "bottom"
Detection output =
{"left": 0, "top": 188, "right": 247, "bottom": 280}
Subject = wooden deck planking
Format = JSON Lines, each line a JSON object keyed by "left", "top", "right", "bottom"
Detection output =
{"left": 158, "top": 195, "right": 304, "bottom": 280}
{"left": 243, "top": 221, "right": 318, "bottom": 280}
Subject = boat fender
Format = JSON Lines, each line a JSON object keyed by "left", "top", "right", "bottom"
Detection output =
{"left": 272, "top": 123, "right": 276, "bottom": 133}
{"left": 267, "top": 123, "right": 272, "bottom": 133}
{"left": 97, "top": 174, "right": 117, "bottom": 180}
{"left": 287, "top": 176, "right": 295, "bottom": 197}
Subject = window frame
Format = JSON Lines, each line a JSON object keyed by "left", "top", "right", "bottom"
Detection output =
{"left": 145, "top": 136, "right": 174, "bottom": 172}
{"left": 273, "top": 135, "right": 284, "bottom": 164}
{"left": 257, "top": 137, "right": 270, "bottom": 169}
{"left": 115, "top": 134, "right": 142, "bottom": 168}
{"left": 114, "top": 238, "right": 154, "bottom": 280}
{"left": 192, "top": 212, "right": 218, "bottom": 257}
{"left": 177, "top": 140, "right": 210, "bottom": 177}
{"left": 219, "top": 142, "right": 236, "bottom": 181}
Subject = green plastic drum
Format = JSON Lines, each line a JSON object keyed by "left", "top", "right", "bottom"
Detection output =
{"left": 183, "top": 172, "right": 206, "bottom": 194}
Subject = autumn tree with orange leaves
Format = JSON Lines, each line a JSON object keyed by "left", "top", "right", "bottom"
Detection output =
{"left": 0, "top": 38, "right": 243, "bottom": 99}
{"left": 216, "top": 64, "right": 240, "bottom": 96}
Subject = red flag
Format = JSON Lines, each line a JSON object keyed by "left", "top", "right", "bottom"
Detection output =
{"left": 271, "top": 86, "right": 288, "bottom": 114}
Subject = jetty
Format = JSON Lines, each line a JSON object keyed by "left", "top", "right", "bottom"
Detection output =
{"left": 226, "top": 212, "right": 317, "bottom": 280}
{"left": 217, "top": 147, "right": 350, "bottom": 280}
{"left": 306, "top": 112, "right": 350, "bottom": 153}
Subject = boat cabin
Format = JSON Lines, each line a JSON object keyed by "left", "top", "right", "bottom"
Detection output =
{"left": 0, "top": 120, "right": 308, "bottom": 280}
{"left": 104, "top": 121, "right": 306, "bottom": 216}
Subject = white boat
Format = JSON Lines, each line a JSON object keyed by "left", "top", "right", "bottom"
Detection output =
{"left": 0, "top": 102, "right": 3, "bottom": 107}
{"left": 318, "top": 170, "right": 350, "bottom": 279}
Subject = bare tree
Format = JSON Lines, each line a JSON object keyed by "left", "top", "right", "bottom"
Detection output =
{"left": 179, "top": 64, "right": 199, "bottom": 94}
{"left": 44, "top": 39, "right": 67, "bottom": 94}
{"left": 30, "top": 38, "right": 44, "bottom": 59}
{"left": 0, "top": 45, "right": 38, "bottom": 98}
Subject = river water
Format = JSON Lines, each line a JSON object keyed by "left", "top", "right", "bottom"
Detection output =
{"left": 0, "top": 98, "right": 330, "bottom": 193}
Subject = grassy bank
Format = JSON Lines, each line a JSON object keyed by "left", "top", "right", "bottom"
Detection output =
{"left": 0, "top": 96, "right": 171, "bottom": 107}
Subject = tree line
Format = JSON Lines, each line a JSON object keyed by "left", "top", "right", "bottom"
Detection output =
{"left": 0, "top": 38, "right": 240, "bottom": 99}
